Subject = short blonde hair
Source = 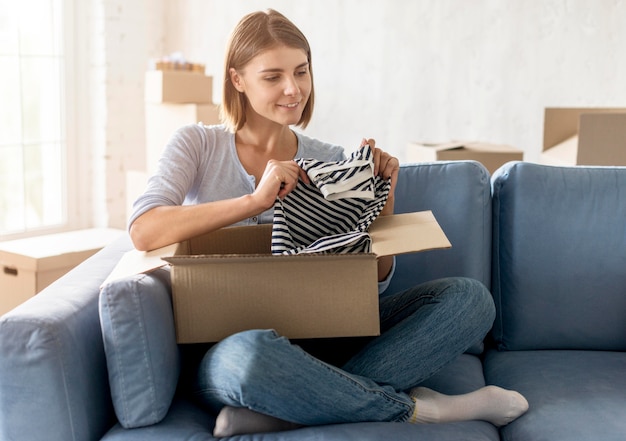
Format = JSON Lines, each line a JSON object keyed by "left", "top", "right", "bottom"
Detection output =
{"left": 220, "top": 9, "right": 315, "bottom": 132}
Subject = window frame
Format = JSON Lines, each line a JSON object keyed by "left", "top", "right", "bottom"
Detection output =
{"left": 0, "top": 0, "right": 91, "bottom": 241}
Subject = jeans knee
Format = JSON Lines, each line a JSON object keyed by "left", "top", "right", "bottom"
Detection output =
{"left": 203, "top": 330, "right": 285, "bottom": 378}
{"left": 467, "top": 279, "right": 495, "bottom": 334}
{"left": 194, "top": 329, "right": 286, "bottom": 408}
{"left": 468, "top": 278, "right": 495, "bottom": 323}
{"left": 212, "top": 329, "right": 283, "bottom": 370}
{"left": 439, "top": 277, "right": 495, "bottom": 328}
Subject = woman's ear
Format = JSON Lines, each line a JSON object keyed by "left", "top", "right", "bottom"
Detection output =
{"left": 229, "top": 68, "right": 245, "bottom": 92}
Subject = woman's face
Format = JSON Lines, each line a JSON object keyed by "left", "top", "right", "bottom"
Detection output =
{"left": 230, "top": 45, "right": 311, "bottom": 127}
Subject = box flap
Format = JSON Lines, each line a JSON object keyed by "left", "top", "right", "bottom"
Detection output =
{"left": 369, "top": 211, "right": 451, "bottom": 257}
{"left": 101, "top": 243, "right": 178, "bottom": 288}
{"left": 187, "top": 224, "right": 272, "bottom": 255}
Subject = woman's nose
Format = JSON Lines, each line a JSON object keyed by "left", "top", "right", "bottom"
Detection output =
{"left": 284, "top": 75, "right": 300, "bottom": 95}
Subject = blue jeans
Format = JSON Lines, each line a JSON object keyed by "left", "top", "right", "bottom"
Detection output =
{"left": 192, "top": 277, "right": 495, "bottom": 425}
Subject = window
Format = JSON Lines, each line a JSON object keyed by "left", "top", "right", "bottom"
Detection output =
{"left": 0, "top": 0, "right": 76, "bottom": 239}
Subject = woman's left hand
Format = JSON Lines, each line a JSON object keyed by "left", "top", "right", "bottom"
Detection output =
{"left": 362, "top": 138, "right": 399, "bottom": 210}
{"left": 361, "top": 138, "right": 398, "bottom": 280}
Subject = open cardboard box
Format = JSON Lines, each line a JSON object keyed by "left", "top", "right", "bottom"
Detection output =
{"left": 540, "top": 108, "right": 626, "bottom": 166}
{"left": 103, "top": 211, "right": 451, "bottom": 343}
{"left": 406, "top": 141, "right": 523, "bottom": 175}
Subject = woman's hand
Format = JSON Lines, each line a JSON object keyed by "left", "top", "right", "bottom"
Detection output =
{"left": 361, "top": 138, "right": 400, "bottom": 282}
{"left": 362, "top": 138, "right": 399, "bottom": 215}
{"left": 130, "top": 160, "right": 309, "bottom": 251}
{"left": 252, "top": 159, "right": 310, "bottom": 210}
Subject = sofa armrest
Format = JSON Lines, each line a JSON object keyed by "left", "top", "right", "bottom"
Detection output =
{"left": 0, "top": 234, "right": 133, "bottom": 441}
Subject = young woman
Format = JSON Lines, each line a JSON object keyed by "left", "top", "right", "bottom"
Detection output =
{"left": 129, "top": 9, "right": 528, "bottom": 438}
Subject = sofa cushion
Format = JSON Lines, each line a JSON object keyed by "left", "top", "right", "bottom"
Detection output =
{"left": 99, "top": 268, "right": 180, "bottom": 428}
{"left": 491, "top": 162, "right": 626, "bottom": 351}
{"left": 484, "top": 349, "right": 626, "bottom": 441}
{"left": 102, "top": 401, "right": 498, "bottom": 441}
{"left": 387, "top": 161, "right": 492, "bottom": 295}
{"left": 101, "top": 354, "right": 499, "bottom": 441}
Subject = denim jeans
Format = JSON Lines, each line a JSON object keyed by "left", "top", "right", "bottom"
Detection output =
{"left": 193, "top": 277, "right": 495, "bottom": 425}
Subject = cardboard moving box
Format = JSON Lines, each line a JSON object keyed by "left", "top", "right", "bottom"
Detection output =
{"left": 541, "top": 108, "right": 626, "bottom": 166}
{"left": 103, "top": 211, "right": 451, "bottom": 343}
{"left": 145, "top": 70, "right": 213, "bottom": 104}
{"left": 406, "top": 141, "right": 523, "bottom": 175}
{"left": 145, "top": 103, "right": 220, "bottom": 173}
{"left": 1, "top": 228, "right": 125, "bottom": 315}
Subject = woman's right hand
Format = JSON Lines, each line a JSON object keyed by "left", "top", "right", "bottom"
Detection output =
{"left": 252, "top": 159, "right": 310, "bottom": 210}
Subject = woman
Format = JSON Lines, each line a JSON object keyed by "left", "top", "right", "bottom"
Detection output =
{"left": 129, "top": 9, "right": 528, "bottom": 438}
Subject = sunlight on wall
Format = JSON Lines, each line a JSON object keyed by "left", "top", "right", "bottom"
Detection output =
{"left": 163, "top": 0, "right": 626, "bottom": 163}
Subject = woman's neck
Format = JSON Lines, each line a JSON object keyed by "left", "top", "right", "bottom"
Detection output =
{"left": 235, "top": 123, "right": 297, "bottom": 156}
{"left": 234, "top": 123, "right": 299, "bottom": 182}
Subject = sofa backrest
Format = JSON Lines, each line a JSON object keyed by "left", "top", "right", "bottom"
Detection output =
{"left": 386, "top": 161, "right": 492, "bottom": 295}
{"left": 491, "top": 162, "right": 626, "bottom": 351}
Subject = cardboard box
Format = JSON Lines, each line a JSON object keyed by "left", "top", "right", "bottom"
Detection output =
{"left": 145, "top": 70, "right": 213, "bottom": 104}
{"left": 145, "top": 103, "right": 220, "bottom": 173}
{"left": 103, "top": 211, "right": 451, "bottom": 343}
{"left": 541, "top": 108, "right": 626, "bottom": 166}
{"left": 1, "top": 228, "right": 125, "bottom": 315}
{"left": 406, "top": 141, "right": 524, "bottom": 175}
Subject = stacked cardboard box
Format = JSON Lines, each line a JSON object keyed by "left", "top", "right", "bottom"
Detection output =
{"left": 126, "top": 65, "right": 221, "bottom": 220}
{"left": 406, "top": 141, "right": 524, "bottom": 175}
{"left": 540, "top": 108, "right": 626, "bottom": 166}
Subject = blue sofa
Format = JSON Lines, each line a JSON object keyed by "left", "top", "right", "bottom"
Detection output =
{"left": 1, "top": 160, "right": 624, "bottom": 441}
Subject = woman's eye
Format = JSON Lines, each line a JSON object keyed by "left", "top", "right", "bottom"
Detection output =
{"left": 264, "top": 76, "right": 280, "bottom": 82}
{"left": 296, "top": 69, "right": 308, "bottom": 76}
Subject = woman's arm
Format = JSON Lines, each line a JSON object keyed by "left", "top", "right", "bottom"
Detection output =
{"left": 130, "top": 158, "right": 308, "bottom": 251}
{"left": 130, "top": 195, "right": 261, "bottom": 251}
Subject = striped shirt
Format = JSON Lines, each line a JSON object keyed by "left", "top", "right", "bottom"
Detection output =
{"left": 272, "top": 144, "right": 391, "bottom": 255}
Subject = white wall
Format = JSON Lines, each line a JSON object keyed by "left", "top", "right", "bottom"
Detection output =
{"left": 97, "top": 0, "right": 626, "bottom": 227}
{"left": 88, "top": 0, "right": 166, "bottom": 228}
{"left": 163, "top": 0, "right": 626, "bottom": 162}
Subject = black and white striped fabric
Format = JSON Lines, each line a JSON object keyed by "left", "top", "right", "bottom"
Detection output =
{"left": 271, "top": 144, "right": 391, "bottom": 255}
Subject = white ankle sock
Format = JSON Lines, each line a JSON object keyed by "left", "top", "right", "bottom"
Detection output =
{"left": 408, "top": 385, "right": 529, "bottom": 427}
{"left": 213, "top": 406, "right": 301, "bottom": 437}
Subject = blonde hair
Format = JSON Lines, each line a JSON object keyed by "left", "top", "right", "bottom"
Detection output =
{"left": 220, "top": 9, "right": 315, "bottom": 132}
